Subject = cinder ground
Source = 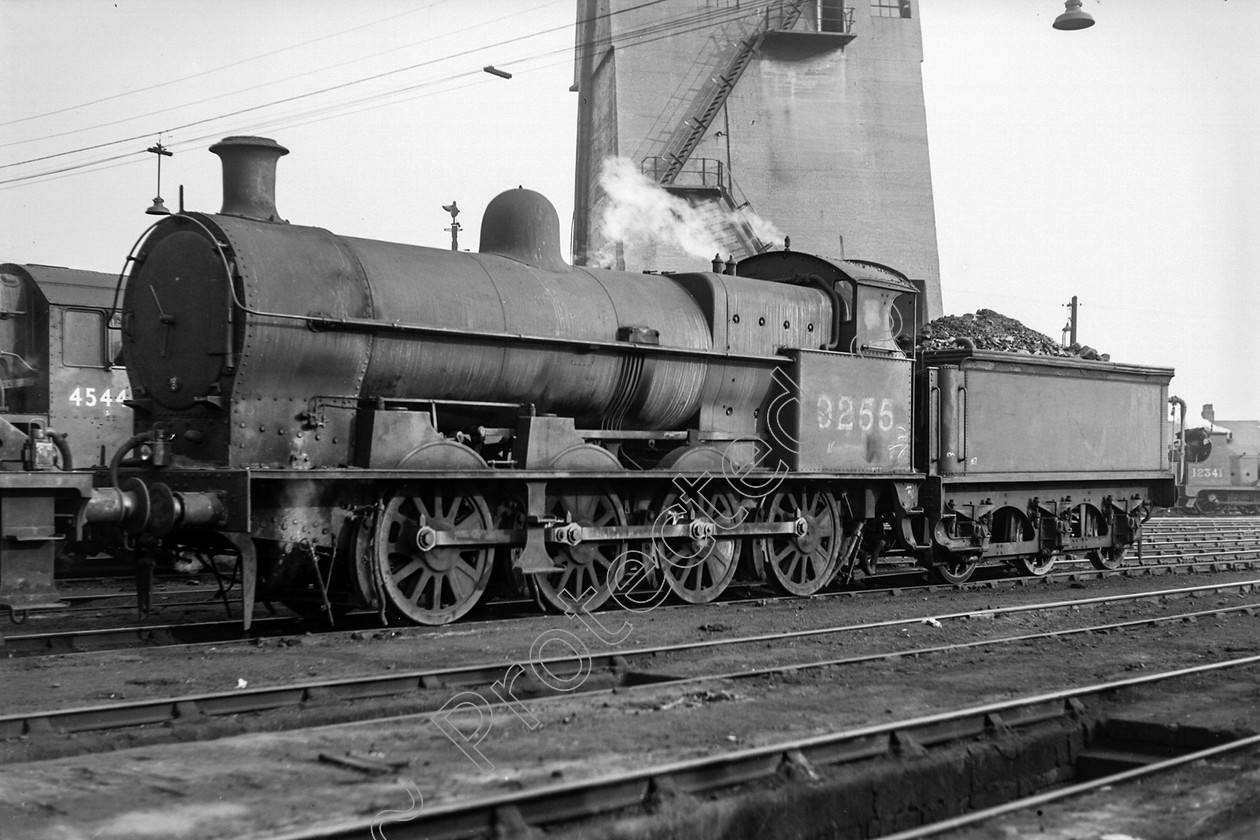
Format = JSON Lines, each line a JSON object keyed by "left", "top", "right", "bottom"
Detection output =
{"left": 6, "top": 569, "right": 1257, "bottom": 713}
{"left": 2, "top": 570, "right": 1258, "bottom": 839}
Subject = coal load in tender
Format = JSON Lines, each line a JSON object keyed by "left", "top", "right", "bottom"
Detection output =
{"left": 900, "top": 308, "right": 1108, "bottom": 360}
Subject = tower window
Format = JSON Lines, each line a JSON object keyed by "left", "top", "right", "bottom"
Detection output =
{"left": 818, "top": 0, "right": 853, "bottom": 32}
{"left": 872, "top": 0, "right": 911, "bottom": 18}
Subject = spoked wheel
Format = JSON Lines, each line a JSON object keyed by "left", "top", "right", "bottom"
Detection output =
{"left": 981, "top": 507, "right": 1052, "bottom": 577}
{"left": 1089, "top": 545, "right": 1127, "bottom": 571}
{"left": 656, "top": 491, "right": 742, "bottom": 604}
{"left": 929, "top": 554, "right": 977, "bottom": 584}
{"left": 1192, "top": 494, "right": 1221, "bottom": 515}
{"left": 756, "top": 487, "right": 841, "bottom": 595}
{"left": 373, "top": 483, "right": 494, "bottom": 625}
{"left": 1014, "top": 553, "right": 1056, "bottom": 577}
{"left": 534, "top": 484, "right": 627, "bottom": 613}
{"left": 1074, "top": 503, "right": 1127, "bottom": 570}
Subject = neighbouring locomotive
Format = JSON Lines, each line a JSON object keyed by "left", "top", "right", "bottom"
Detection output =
{"left": 0, "top": 263, "right": 134, "bottom": 610}
{"left": 100, "top": 136, "right": 1174, "bottom": 626}
{"left": 0, "top": 263, "right": 133, "bottom": 468}
{"left": 1171, "top": 404, "right": 1259, "bottom": 514}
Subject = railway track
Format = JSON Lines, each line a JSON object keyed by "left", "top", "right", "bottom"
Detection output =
{"left": 4, "top": 549, "right": 1254, "bottom": 659}
{"left": 245, "top": 656, "right": 1260, "bottom": 840}
{"left": 5, "top": 571, "right": 1257, "bottom": 838}
{"left": 4, "top": 577, "right": 1256, "bottom": 741}
{"left": 6, "top": 528, "right": 1259, "bottom": 658}
{"left": 878, "top": 734, "right": 1260, "bottom": 840}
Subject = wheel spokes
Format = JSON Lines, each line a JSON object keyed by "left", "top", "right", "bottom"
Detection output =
{"left": 390, "top": 557, "right": 424, "bottom": 586}
{"left": 658, "top": 490, "right": 741, "bottom": 605}
{"left": 536, "top": 484, "right": 626, "bottom": 612}
{"left": 760, "top": 488, "right": 840, "bottom": 596}
{"left": 373, "top": 484, "right": 493, "bottom": 625}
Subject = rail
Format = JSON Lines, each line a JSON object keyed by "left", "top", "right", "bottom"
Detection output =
{"left": 263, "top": 654, "right": 1260, "bottom": 839}
{"left": 5, "top": 578, "right": 1257, "bottom": 737}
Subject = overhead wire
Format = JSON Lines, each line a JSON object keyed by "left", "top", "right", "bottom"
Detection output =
{"left": 0, "top": 0, "right": 567, "bottom": 150}
{"left": 262, "top": 1, "right": 743, "bottom": 130}
{"left": 0, "top": 0, "right": 454, "bottom": 131}
{"left": 0, "top": 0, "right": 672, "bottom": 169}
{"left": 0, "top": 0, "right": 753, "bottom": 189}
{"left": 216, "top": 3, "right": 750, "bottom": 140}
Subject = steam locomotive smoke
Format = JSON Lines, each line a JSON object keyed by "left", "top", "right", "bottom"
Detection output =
{"left": 591, "top": 157, "right": 784, "bottom": 268}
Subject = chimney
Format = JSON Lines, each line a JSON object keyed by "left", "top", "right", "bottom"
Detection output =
{"left": 209, "top": 136, "right": 289, "bottom": 223}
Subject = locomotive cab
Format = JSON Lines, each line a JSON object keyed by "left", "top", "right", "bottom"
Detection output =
{"left": 735, "top": 251, "right": 919, "bottom": 357}
{"left": 1175, "top": 420, "right": 1260, "bottom": 514}
{"left": 841, "top": 268, "right": 915, "bottom": 356}
{"left": 0, "top": 263, "right": 131, "bottom": 468}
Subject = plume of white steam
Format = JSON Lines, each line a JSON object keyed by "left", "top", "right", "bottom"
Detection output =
{"left": 590, "top": 157, "right": 784, "bottom": 269}
{"left": 744, "top": 213, "right": 787, "bottom": 250}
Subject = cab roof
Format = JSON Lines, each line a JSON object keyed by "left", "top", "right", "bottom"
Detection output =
{"left": 736, "top": 251, "right": 919, "bottom": 293}
{"left": 0, "top": 263, "right": 120, "bottom": 309}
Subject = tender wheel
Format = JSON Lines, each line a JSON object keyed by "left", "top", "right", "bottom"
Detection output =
{"left": 1089, "top": 545, "right": 1126, "bottom": 571}
{"left": 534, "top": 484, "right": 627, "bottom": 613}
{"left": 1071, "top": 502, "right": 1120, "bottom": 572}
{"left": 373, "top": 483, "right": 494, "bottom": 625}
{"left": 655, "top": 491, "right": 742, "bottom": 604}
{"left": 756, "top": 487, "right": 840, "bottom": 596}
{"left": 1014, "top": 554, "right": 1056, "bottom": 576}
{"left": 929, "top": 553, "right": 977, "bottom": 584}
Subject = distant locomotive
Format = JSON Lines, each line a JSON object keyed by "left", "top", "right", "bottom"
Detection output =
{"left": 1171, "top": 404, "right": 1259, "bottom": 514}
{"left": 96, "top": 136, "right": 1174, "bottom": 627}
{"left": 0, "top": 263, "right": 133, "bottom": 610}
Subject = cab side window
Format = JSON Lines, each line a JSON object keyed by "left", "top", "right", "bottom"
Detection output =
{"left": 1184, "top": 431, "right": 1213, "bottom": 464}
{"left": 63, "top": 308, "right": 107, "bottom": 367}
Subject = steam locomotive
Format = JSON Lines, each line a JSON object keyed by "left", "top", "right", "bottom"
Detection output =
{"left": 0, "top": 263, "right": 133, "bottom": 611}
{"left": 42, "top": 136, "right": 1176, "bottom": 627}
{"left": 1170, "top": 402, "right": 1259, "bottom": 514}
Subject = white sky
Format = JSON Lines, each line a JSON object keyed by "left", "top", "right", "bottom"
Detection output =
{"left": 1, "top": 0, "right": 1256, "bottom": 420}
